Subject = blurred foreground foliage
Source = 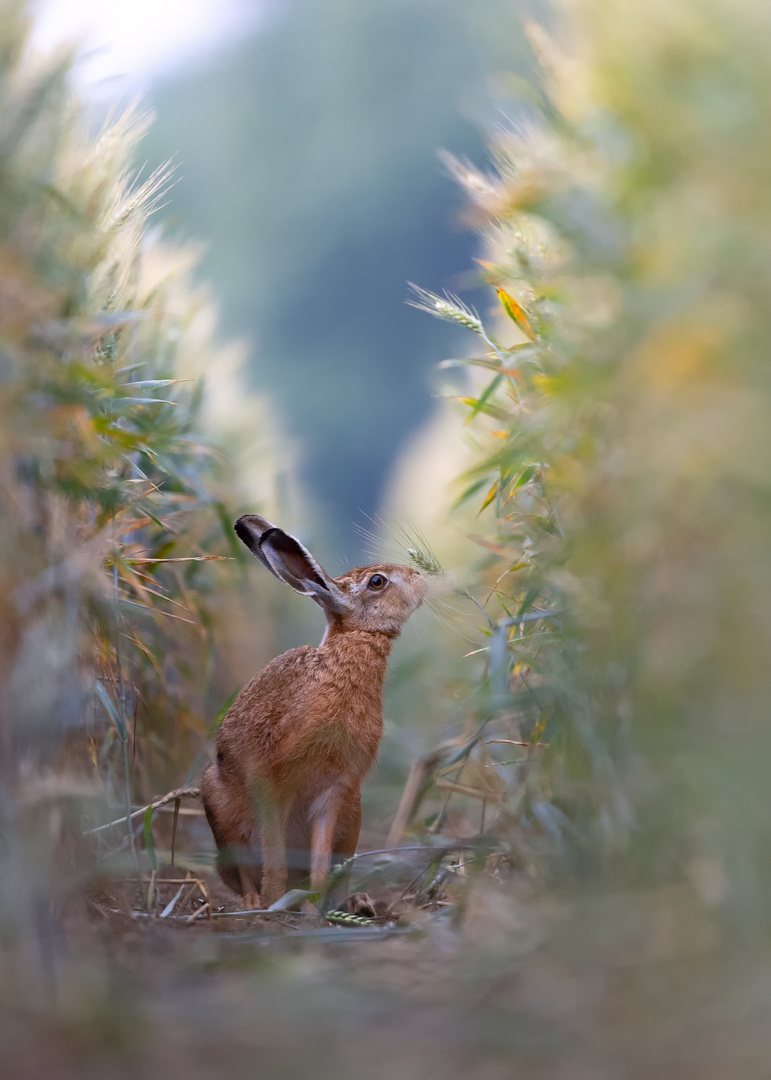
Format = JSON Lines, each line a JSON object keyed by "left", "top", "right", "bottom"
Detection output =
{"left": 394, "top": 0, "right": 771, "bottom": 1069}
{"left": 415, "top": 0, "right": 771, "bottom": 922}
{"left": 3, "top": 0, "right": 771, "bottom": 1078}
{"left": 0, "top": 0, "right": 286, "bottom": 973}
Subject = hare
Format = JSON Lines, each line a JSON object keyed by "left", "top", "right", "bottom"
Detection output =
{"left": 201, "top": 514, "right": 426, "bottom": 909}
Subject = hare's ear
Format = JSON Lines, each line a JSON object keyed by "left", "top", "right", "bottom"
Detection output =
{"left": 234, "top": 515, "right": 348, "bottom": 613}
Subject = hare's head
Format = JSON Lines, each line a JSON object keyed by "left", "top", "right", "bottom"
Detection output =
{"left": 234, "top": 515, "right": 426, "bottom": 638}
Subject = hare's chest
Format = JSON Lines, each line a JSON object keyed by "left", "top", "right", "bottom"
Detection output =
{"left": 309, "top": 710, "right": 381, "bottom": 772}
{"left": 276, "top": 706, "right": 381, "bottom": 782}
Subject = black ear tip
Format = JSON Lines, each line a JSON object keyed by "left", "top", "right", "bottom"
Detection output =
{"left": 234, "top": 514, "right": 277, "bottom": 554}
{"left": 234, "top": 517, "right": 256, "bottom": 547}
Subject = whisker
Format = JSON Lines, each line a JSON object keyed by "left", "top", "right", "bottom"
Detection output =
{"left": 424, "top": 600, "right": 487, "bottom": 644}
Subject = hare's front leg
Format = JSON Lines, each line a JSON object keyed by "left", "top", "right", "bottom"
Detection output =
{"left": 333, "top": 793, "right": 361, "bottom": 862}
{"left": 309, "top": 788, "right": 347, "bottom": 894}
{"left": 257, "top": 799, "right": 288, "bottom": 907}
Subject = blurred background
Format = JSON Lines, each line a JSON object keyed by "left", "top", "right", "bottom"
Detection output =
{"left": 36, "top": 0, "right": 531, "bottom": 554}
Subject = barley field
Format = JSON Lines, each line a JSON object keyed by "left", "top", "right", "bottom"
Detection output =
{"left": 2, "top": 1, "right": 771, "bottom": 1077}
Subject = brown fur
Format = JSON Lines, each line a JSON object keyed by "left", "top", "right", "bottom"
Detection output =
{"left": 201, "top": 516, "right": 425, "bottom": 908}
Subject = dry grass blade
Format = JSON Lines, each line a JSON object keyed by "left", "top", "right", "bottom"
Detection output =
{"left": 84, "top": 786, "right": 201, "bottom": 836}
{"left": 185, "top": 902, "right": 211, "bottom": 923}
{"left": 387, "top": 751, "right": 444, "bottom": 847}
{"left": 486, "top": 738, "right": 549, "bottom": 748}
{"left": 434, "top": 779, "right": 504, "bottom": 804}
{"left": 118, "top": 599, "right": 197, "bottom": 625}
{"left": 126, "top": 556, "right": 233, "bottom": 564}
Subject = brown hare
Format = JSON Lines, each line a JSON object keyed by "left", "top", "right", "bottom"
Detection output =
{"left": 201, "top": 514, "right": 426, "bottom": 909}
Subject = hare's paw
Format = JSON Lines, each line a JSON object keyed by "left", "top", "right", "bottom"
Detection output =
{"left": 242, "top": 892, "right": 262, "bottom": 910}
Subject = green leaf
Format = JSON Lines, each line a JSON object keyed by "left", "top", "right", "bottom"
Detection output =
{"left": 497, "top": 287, "right": 537, "bottom": 341}
{"left": 94, "top": 680, "right": 126, "bottom": 741}
{"left": 452, "top": 478, "right": 488, "bottom": 510}
{"left": 513, "top": 463, "right": 539, "bottom": 489}
{"left": 207, "top": 688, "right": 240, "bottom": 736}
{"left": 516, "top": 585, "right": 543, "bottom": 619}
{"left": 460, "top": 396, "right": 512, "bottom": 422}
{"left": 478, "top": 478, "right": 499, "bottom": 513}
{"left": 267, "top": 889, "right": 315, "bottom": 911}
{"left": 438, "top": 357, "right": 502, "bottom": 373}
{"left": 466, "top": 373, "right": 503, "bottom": 421}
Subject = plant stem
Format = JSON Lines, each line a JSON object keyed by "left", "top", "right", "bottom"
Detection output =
{"left": 114, "top": 548, "right": 142, "bottom": 893}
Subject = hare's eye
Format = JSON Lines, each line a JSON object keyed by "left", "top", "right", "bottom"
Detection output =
{"left": 368, "top": 573, "right": 387, "bottom": 591}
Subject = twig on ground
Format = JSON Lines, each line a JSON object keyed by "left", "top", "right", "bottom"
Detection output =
{"left": 185, "top": 902, "right": 211, "bottom": 923}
